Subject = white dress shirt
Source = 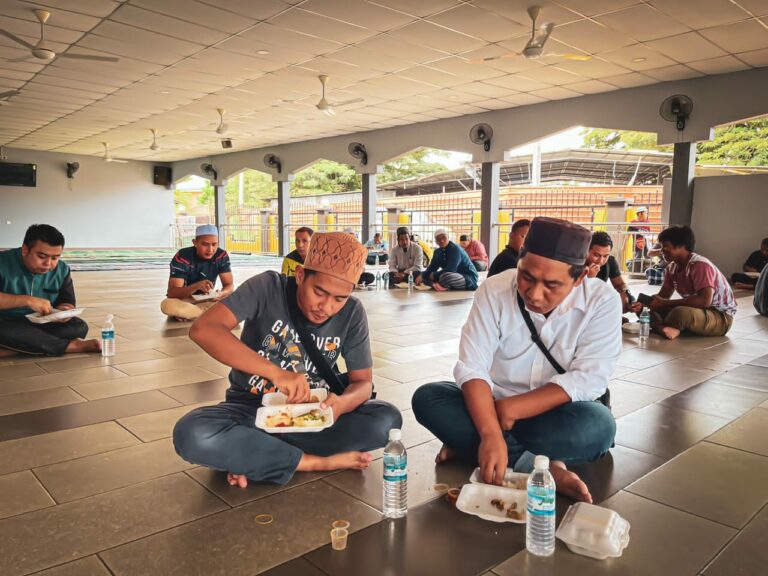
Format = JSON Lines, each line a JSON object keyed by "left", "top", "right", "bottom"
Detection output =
{"left": 454, "top": 269, "right": 622, "bottom": 402}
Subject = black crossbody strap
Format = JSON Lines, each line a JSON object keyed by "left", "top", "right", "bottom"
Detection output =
{"left": 285, "top": 278, "right": 347, "bottom": 396}
{"left": 516, "top": 291, "right": 566, "bottom": 375}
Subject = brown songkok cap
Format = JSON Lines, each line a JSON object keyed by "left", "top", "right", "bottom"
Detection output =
{"left": 303, "top": 232, "right": 367, "bottom": 286}
{"left": 523, "top": 217, "right": 591, "bottom": 266}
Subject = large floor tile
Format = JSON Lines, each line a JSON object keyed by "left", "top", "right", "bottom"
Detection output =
{"left": 0, "top": 386, "right": 85, "bottom": 417}
{"left": 375, "top": 380, "right": 423, "bottom": 411}
{"left": 658, "top": 379, "right": 768, "bottom": 420}
{"left": 0, "top": 366, "right": 127, "bottom": 397}
{"left": 0, "top": 470, "right": 55, "bottom": 519}
{"left": 707, "top": 407, "right": 768, "bottom": 456}
{"left": 609, "top": 379, "right": 676, "bottom": 419}
{"left": 0, "top": 473, "right": 227, "bottom": 576}
{"left": 0, "top": 422, "right": 139, "bottom": 475}
{"left": 39, "top": 349, "right": 169, "bottom": 374}
{"left": 706, "top": 363, "right": 768, "bottom": 392}
{"left": 493, "top": 491, "right": 735, "bottom": 576}
{"left": 31, "top": 556, "right": 111, "bottom": 576}
{"left": 0, "top": 390, "right": 180, "bottom": 442}
{"left": 260, "top": 558, "right": 328, "bottom": 576}
{"left": 626, "top": 442, "right": 768, "bottom": 529}
{"left": 100, "top": 481, "right": 381, "bottom": 576}
{"left": 160, "top": 377, "right": 230, "bottom": 404}
{"left": 748, "top": 352, "right": 768, "bottom": 367}
{"left": 703, "top": 503, "right": 768, "bottom": 576}
{"left": 619, "top": 360, "right": 720, "bottom": 392}
{"left": 117, "top": 401, "right": 216, "bottom": 442}
{"left": 615, "top": 347, "right": 679, "bottom": 370}
{"left": 0, "top": 361, "right": 47, "bottom": 381}
{"left": 615, "top": 404, "right": 730, "bottom": 459}
{"left": 374, "top": 359, "right": 452, "bottom": 384}
{"left": 307, "top": 494, "right": 526, "bottom": 576}
{"left": 34, "top": 438, "right": 195, "bottom": 503}
{"left": 72, "top": 366, "right": 220, "bottom": 400}
{"left": 323, "top": 439, "right": 473, "bottom": 512}
{"left": 569, "top": 445, "right": 665, "bottom": 505}
{"left": 399, "top": 408, "right": 436, "bottom": 449}
{"left": 112, "top": 353, "right": 219, "bottom": 376}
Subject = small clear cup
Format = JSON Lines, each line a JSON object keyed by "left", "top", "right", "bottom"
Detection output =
{"left": 330, "top": 527, "right": 349, "bottom": 550}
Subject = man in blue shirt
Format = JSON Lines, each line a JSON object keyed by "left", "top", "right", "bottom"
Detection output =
{"left": 0, "top": 224, "right": 100, "bottom": 356}
{"left": 364, "top": 232, "right": 389, "bottom": 265}
{"left": 415, "top": 228, "right": 478, "bottom": 291}
{"left": 160, "top": 224, "right": 234, "bottom": 321}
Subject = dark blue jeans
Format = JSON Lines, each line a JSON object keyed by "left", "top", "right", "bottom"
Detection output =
{"left": 0, "top": 316, "right": 88, "bottom": 356}
{"left": 173, "top": 399, "right": 402, "bottom": 485}
{"left": 412, "top": 382, "right": 615, "bottom": 472}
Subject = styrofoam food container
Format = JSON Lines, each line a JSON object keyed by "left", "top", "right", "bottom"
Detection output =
{"left": 456, "top": 483, "right": 527, "bottom": 524}
{"left": 556, "top": 502, "right": 630, "bottom": 560}
{"left": 255, "top": 403, "right": 333, "bottom": 433}
{"left": 191, "top": 291, "right": 220, "bottom": 301}
{"left": 262, "top": 388, "right": 328, "bottom": 406}
{"left": 469, "top": 467, "right": 529, "bottom": 491}
{"left": 26, "top": 308, "right": 85, "bottom": 324}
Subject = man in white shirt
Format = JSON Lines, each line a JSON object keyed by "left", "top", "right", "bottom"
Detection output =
{"left": 412, "top": 217, "right": 622, "bottom": 503}
{"left": 388, "top": 226, "right": 424, "bottom": 287}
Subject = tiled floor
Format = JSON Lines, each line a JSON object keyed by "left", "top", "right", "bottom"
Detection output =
{"left": 0, "top": 266, "right": 767, "bottom": 576}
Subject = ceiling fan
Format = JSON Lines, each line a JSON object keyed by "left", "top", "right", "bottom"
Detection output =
{"left": 469, "top": 5, "right": 591, "bottom": 64}
{"left": 316, "top": 75, "right": 363, "bottom": 116}
{"left": 101, "top": 142, "right": 128, "bottom": 163}
{"left": 0, "top": 9, "right": 120, "bottom": 63}
{"left": 149, "top": 128, "right": 160, "bottom": 151}
{"left": 0, "top": 89, "right": 19, "bottom": 104}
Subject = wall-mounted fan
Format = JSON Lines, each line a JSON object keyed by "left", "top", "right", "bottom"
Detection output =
{"left": 1, "top": 9, "right": 119, "bottom": 63}
{"left": 469, "top": 6, "right": 591, "bottom": 64}
{"left": 470, "top": 123, "right": 493, "bottom": 152}
{"left": 263, "top": 153, "right": 282, "bottom": 174}
{"left": 101, "top": 142, "right": 128, "bottom": 163}
{"left": 348, "top": 142, "right": 368, "bottom": 166}
{"left": 659, "top": 94, "right": 693, "bottom": 131}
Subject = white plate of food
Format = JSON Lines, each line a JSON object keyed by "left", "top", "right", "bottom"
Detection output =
{"left": 456, "top": 483, "right": 527, "bottom": 524}
{"left": 25, "top": 308, "right": 85, "bottom": 324}
{"left": 255, "top": 403, "right": 334, "bottom": 433}
{"left": 469, "top": 467, "right": 529, "bottom": 491}
{"left": 191, "top": 291, "right": 220, "bottom": 302}
{"left": 262, "top": 387, "right": 328, "bottom": 407}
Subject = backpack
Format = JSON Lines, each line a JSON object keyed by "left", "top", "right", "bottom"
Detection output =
{"left": 755, "top": 266, "right": 768, "bottom": 317}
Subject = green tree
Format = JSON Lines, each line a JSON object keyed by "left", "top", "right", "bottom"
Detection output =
{"left": 697, "top": 118, "right": 768, "bottom": 165}
{"left": 580, "top": 128, "right": 669, "bottom": 151}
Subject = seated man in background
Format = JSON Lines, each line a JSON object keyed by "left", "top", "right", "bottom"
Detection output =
{"left": 416, "top": 229, "right": 478, "bottom": 292}
{"left": 645, "top": 241, "right": 667, "bottom": 286}
{"left": 282, "top": 227, "right": 313, "bottom": 278}
{"left": 0, "top": 224, "right": 100, "bottom": 356}
{"left": 160, "top": 224, "right": 234, "bottom": 321}
{"left": 488, "top": 219, "right": 530, "bottom": 277}
{"left": 731, "top": 238, "right": 768, "bottom": 290}
{"left": 459, "top": 235, "right": 489, "bottom": 272}
{"left": 630, "top": 225, "right": 736, "bottom": 340}
{"left": 413, "top": 217, "right": 620, "bottom": 504}
{"left": 364, "top": 232, "right": 389, "bottom": 265}
{"left": 388, "top": 226, "right": 423, "bottom": 287}
{"left": 585, "top": 232, "right": 634, "bottom": 313}
{"left": 173, "top": 232, "right": 401, "bottom": 487}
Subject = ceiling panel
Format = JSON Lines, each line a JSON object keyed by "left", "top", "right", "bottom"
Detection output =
{"left": 428, "top": 4, "right": 529, "bottom": 43}
{"left": 737, "top": 0, "right": 768, "bottom": 17}
{"left": 555, "top": 0, "right": 642, "bottom": 17}
{"left": 109, "top": 5, "right": 230, "bottom": 45}
{"left": 551, "top": 19, "right": 636, "bottom": 53}
{"left": 196, "top": 0, "right": 292, "bottom": 20}
{"left": 599, "top": 43, "right": 677, "bottom": 71}
{"left": 300, "top": 0, "right": 416, "bottom": 32}
{"left": 366, "top": 0, "right": 462, "bottom": 19}
{"left": 388, "top": 20, "right": 486, "bottom": 53}
{"left": 645, "top": 32, "right": 728, "bottom": 62}
{"left": 269, "top": 8, "right": 378, "bottom": 45}
{"left": 129, "top": 0, "right": 259, "bottom": 34}
{"left": 699, "top": 20, "right": 768, "bottom": 54}
{"left": 646, "top": 0, "right": 752, "bottom": 30}
{"left": 687, "top": 55, "right": 751, "bottom": 75}
{"left": 594, "top": 5, "right": 691, "bottom": 42}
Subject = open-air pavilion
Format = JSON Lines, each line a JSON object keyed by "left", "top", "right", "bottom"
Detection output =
{"left": 1, "top": 1, "right": 767, "bottom": 575}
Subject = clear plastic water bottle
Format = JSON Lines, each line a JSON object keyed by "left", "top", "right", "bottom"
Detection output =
{"left": 382, "top": 272, "right": 389, "bottom": 290}
{"left": 101, "top": 314, "right": 115, "bottom": 357}
{"left": 383, "top": 428, "right": 407, "bottom": 518}
{"left": 375, "top": 271, "right": 381, "bottom": 288}
{"left": 407, "top": 271, "right": 414, "bottom": 290}
{"left": 639, "top": 309, "right": 651, "bottom": 344}
{"left": 526, "top": 455, "right": 556, "bottom": 556}
{"left": 375, "top": 253, "right": 380, "bottom": 266}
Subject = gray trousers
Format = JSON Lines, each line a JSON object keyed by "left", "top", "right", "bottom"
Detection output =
{"left": 425, "top": 271, "right": 467, "bottom": 290}
{"left": 173, "top": 400, "right": 402, "bottom": 485}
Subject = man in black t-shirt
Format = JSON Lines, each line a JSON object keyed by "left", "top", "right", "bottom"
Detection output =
{"left": 488, "top": 219, "right": 530, "bottom": 277}
{"left": 585, "top": 232, "right": 633, "bottom": 313}
{"left": 732, "top": 238, "right": 768, "bottom": 289}
{"left": 160, "top": 224, "right": 234, "bottom": 321}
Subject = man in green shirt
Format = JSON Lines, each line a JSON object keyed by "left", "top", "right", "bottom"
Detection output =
{"left": 0, "top": 224, "right": 100, "bottom": 356}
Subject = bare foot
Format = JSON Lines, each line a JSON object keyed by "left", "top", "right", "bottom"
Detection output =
{"left": 173, "top": 316, "right": 192, "bottom": 322}
{"left": 550, "top": 461, "right": 592, "bottom": 503}
{"left": 65, "top": 338, "right": 102, "bottom": 354}
{"left": 435, "top": 444, "right": 456, "bottom": 464}
{"left": 733, "top": 282, "right": 755, "bottom": 291}
{"left": 660, "top": 326, "right": 681, "bottom": 340}
{"left": 432, "top": 282, "right": 447, "bottom": 292}
{"left": 298, "top": 451, "right": 373, "bottom": 473}
{"left": 227, "top": 472, "right": 249, "bottom": 488}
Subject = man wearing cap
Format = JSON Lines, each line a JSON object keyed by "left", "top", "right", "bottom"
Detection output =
{"left": 173, "top": 232, "right": 402, "bottom": 487}
{"left": 413, "top": 217, "right": 622, "bottom": 503}
{"left": 160, "top": 224, "right": 234, "bottom": 321}
{"left": 388, "top": 226, "right": 424, "bottom": 287}
{"left": 416, "top": 228, "right": 478, "bottom": 292}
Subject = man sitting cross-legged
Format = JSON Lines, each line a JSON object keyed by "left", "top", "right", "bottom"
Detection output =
{"left": 160, "top": 224, "right": 234, "bottom": 321}
{"left": 173, "top": 232, "right": 402, "bottom": 487}
{"left": 585, "top": 231, "right": 635, "bottom": 314}
{"left": 412, "top": 217, "right": 621, "bottom": 503}
{"left": 388, "top": 226, "right": 424, "bottom": 287}
{"left": 415, "top": 228, "right": 478, "bottom": 292}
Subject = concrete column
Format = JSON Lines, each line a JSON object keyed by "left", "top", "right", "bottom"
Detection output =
{"left": 480, "top": 162, "right": 500, "bottom": 258}
{"left": 277, "top": 180, "right": 290, "bottom": 256}
{"left": 362, "top": 173, "right": 377, "bottom": 244}
{"left": 605, "top": 196, "right": 629, "bottom": 263}
{"left": 214, "top": 184, "right": 226, "bottom": 247}
{"left": 669, "top": 142, "right": 696, "bottom": 226}
{"left": 531, "top": 141, "right": 542, "bottom": 186}
{"left": 386, "top": 206, "right": 401, "bottom": 247}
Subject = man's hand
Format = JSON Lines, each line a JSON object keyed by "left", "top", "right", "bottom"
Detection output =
{"left": 27, "top": 296, "right": 53, "bottom": 316}
{"left": 320, "top": 392, "right": 344, "bottom": 420}
{"left": 414, "top": 275, "right": 423, "bottom": 286}
{"left": 393, "top": 272, "right": 404, "bottom": 283}
{"left": 193, "top": 279, "right": 214, "bottom": 294}
{"left": 649, "top": 296, "right": 668, "bottom": 312}
{"left": 273, "top": 370, "right": 310, "bottom": 403}
{"left": 587, "top": 263, "right": 601, "bottom": 278}
{"left": 479, "top": 433, "right": 508, "bottom": 485}
{"left": 494, "top": 397, "right": 517, "bottom": 431}
{"left": 629, "top": 301, "right": 643, "bottom": 314}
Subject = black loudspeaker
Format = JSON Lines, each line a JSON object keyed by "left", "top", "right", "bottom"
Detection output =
{"left": 153, "top": 166, "right": 172, "bottom": 188}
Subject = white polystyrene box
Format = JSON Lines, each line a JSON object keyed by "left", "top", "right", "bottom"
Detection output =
{"left": 555, "top": 502, "right": 630, "bottom": 560}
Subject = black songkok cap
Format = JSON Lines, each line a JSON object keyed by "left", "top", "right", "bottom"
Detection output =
{"left": 523, "top": 217, "right": 591, "bottom": 266}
